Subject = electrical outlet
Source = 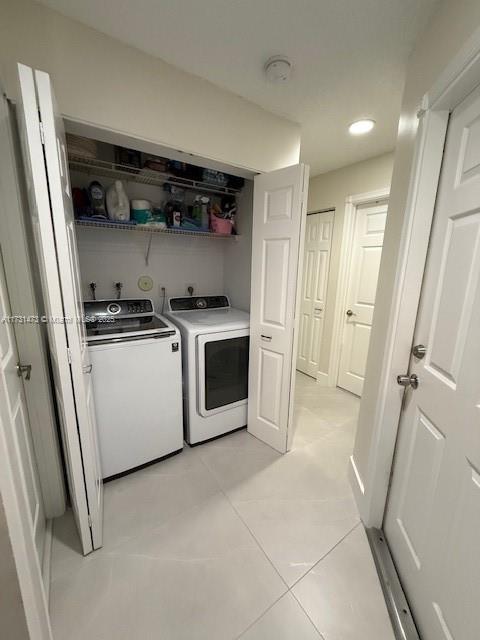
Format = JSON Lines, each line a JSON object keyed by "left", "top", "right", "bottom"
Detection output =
{"left": 185, "top": 284, "right": 196, "bottom": 296}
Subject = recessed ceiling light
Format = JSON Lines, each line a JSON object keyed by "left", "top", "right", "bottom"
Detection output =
{"left": 349, "top": 119, "right": 376, "bottom": 135}
{"left": 264, "top": 56, "right": 292, "bottom": 83}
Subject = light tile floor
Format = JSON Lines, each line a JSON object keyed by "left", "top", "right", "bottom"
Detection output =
{"left": 49, "top": 373, "right": 395, "bottom": 639}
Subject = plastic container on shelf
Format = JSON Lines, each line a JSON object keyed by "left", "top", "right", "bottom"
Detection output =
{"left": 210, "top": 214, "right": 233, "bottom": 235}
{"left": 106, "top": 180, "right": 130, "bottom": 222}
{"left": 131, "top": 199, "right": 152, "bottom": 224}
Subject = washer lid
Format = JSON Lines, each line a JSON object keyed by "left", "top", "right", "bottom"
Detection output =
{"left": 86, "top": 313, "right": 177, "bottom": 342}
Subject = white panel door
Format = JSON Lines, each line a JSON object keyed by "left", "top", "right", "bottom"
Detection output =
{"left": 385, "top": 83, "right": 480, "bottom": 640}
{"left": 0, "top": 92, "right": 65, "bottom": 519}
{"left": 35, "top": 69, "right": 103, "bottom": 549}
{"left": 17, "top": 63, "right": 102, "bottom": 554}
{"left": 0, "top": 248, "right": 46, "bottom": 566}
{"left": 297, "top": 211, "right": 333, "bottom": 378}
{"left": 248, "top": 164, "right": 309, "bottom": 453}
{"left": 337, "top": 201, "right": 388, "bottom": 396}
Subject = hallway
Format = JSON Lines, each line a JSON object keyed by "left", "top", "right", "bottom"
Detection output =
{"left": 49, "top": 374, "right": 394, "bottom": 639}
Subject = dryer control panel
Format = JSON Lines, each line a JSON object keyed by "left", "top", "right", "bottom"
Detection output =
{"left": 169, "top": 296, "right": 230, "bottom": 312}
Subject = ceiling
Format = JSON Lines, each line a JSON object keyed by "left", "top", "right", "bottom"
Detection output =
{"left": 38, "top": 0, "right": 438, "bottom": 175}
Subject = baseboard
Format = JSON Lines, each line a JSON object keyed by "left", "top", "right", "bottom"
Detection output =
{"left": 42, "top": 519, "right": 53, "bottom": 602}
{"left": 315, "top": 371, "right": 329, "bottom": 386}
{"left": 349, "top": 454, "right": 365, "bottom": 505}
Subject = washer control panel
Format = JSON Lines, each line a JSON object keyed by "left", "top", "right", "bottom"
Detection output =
{"left": 84, "top": 298, "right": 154, "bottom": 319}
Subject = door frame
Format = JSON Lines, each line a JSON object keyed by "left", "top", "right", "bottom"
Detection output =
{"left": 328, "top": 188, "right": 390, "bottom": 388}
{"left": 353, "top": 24, "right": 480, "bottom": 527}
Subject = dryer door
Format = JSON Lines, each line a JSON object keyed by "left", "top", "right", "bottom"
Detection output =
{"left": 197, "top": 329, "right": 249, "bottom": 417}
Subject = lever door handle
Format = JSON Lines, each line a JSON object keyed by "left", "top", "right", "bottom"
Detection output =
{"left": 83, "top": 364, "right": 93, "bottom": 374}
{"left": 261, "top": 335, "right": 272, "bottom": 342}
{"left": 16, "top": 362, "right": 32, "bottom": 380}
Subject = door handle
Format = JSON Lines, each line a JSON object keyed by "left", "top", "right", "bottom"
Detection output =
{"left": 346, "top": 309, "right": 356, "bottom": 317}
{"left": 260, "top": 335, "right": 272, "bottom": 342}
{"left": 16, "top": 362, "right": 32, "bottom": 381}
{"left": 83, "top": 364, "right": 93, "bottom": 374}
{"left": 396, "top": 373, "right": 418, "bottom": 389}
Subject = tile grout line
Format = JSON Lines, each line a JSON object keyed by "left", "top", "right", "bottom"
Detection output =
{"left": 288, "top": 589, "right": 327, "bottom": 640}
{"left": 196, "top": 453, "right": 302, "bottom": 640}
{"left": 233, "top": 590, "right": 294, "bottom": 640}
{"left": 287, "top": 522, "right": 363, "bottom": 640}
{"left": 195, "top": 380, "right": 359, "bottom": 639}
{"left": 197, "top": 448, "right": 358, "bottom": 640}
{"left": 289, "top": 520, "right": 361, "bottom": 590}
{"left": 197, "top": 453, "right": 291, "bottom": 590}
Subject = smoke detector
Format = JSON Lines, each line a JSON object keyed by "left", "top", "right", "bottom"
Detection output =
{"left": 264, "top": 56, "right": 292, "bottom": 83}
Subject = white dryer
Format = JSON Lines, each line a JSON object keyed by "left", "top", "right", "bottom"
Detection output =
{"left": 166, "top": 296, "right": 249, "bottom": 445}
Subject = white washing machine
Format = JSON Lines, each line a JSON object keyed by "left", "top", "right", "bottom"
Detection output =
{"left": 166, "top": 295, "right": 249, "bottom": 445}
{"left": 85, "top": 298, "right": 183, "bottom": 479}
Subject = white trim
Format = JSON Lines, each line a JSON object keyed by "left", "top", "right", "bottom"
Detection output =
{"left": 349, "top": 454, "right": 365, "bottom": 495}
{"left": 328, "top": 188, "right": 390, "bottom": 388}
{"left": 315, "top": 370, "right": 329, "bottom": 386}
{"left": 41, "top": 519, "right": 53, "bottom": 602}
{"left": 357, "top": 23, "right": 480, "bottom": 527}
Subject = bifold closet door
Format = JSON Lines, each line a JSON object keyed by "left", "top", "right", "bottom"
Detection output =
{"left": 17, "top": 62, "right": 103, "bottom": 555}
{"left": 248, "top": 164, "right": 309, "bottom": 453}
{"left": 296, "top": 210, "right": 333, "bottom": 378}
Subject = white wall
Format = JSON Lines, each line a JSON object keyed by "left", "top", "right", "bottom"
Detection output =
{"left": 0, "top": 0, "right": 300, "bottom": 174}
{"left": 77, "top": 228, "right": 227, "bottom": 307}
{"left": 307, "top": 152, "right": 394, "bottom": 377}
{"left": 353, "top": 0, "right": 480, "bottom": 522}
{"left": 223, "top": 181, "right": 254, "bottom": 312}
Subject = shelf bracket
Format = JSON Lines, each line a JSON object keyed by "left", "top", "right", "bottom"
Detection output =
{"left": 145, "top": 233, "right": 153, "bottom": 266}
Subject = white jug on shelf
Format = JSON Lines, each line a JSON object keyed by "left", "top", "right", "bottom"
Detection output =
{"left": 106, "top": 180, "right": 130, "bottom": 221}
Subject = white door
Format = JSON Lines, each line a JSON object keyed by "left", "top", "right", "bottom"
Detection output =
{"left": 337, "top": 200, "right": 388, "bottom": 395}
{"left": 384, "top": 84, "right": 480, "bottom": 640}
{"left": 0, "top": 248, "right": 52, "bottom": 639}
{"left": 248, "top": 164, "right": 309, "bottom": 453}
{"left": 0, "top": 92, "right": 65, "bottom": 519}
{"left": 0, "top": 248, "right": 46, "bottom": 567}
{"left": 17, "top": 63, "right": 103, "bottom": 554}
{"left": 297, "top": 210, "right": 333, "bottom": 378}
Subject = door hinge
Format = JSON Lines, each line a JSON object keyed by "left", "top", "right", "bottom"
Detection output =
{"left": 39, "top": 120, "right": 45, "bottom": 145}
{"left": 88, "top": 515, "right": 92, "bottom": 528}
{"left": 67, "top": 347, "right": 72, "bottom": 364}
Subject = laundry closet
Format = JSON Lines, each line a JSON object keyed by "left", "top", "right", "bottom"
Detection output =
{"left": 68, "top": 127, "right": 255, "bottom": 472}
{"left": 15, "top": 63, "right": 309, "bottom": 558}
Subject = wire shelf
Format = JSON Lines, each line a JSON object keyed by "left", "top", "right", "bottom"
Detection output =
{"left": 68, "top": 154, "right": 242, "bottom": 197}
{"left": 75, "top": 218, "right": 237, "bottom": 240}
